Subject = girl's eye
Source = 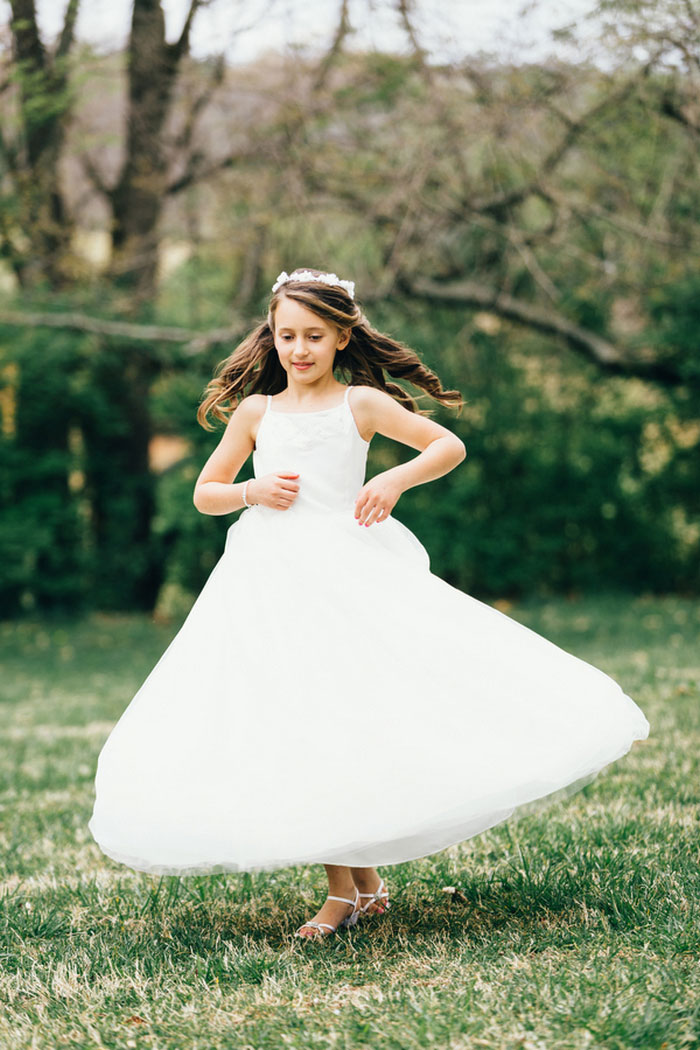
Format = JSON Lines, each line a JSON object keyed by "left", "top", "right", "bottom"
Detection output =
{"left": 281, "top": 334, "right": 323, "bottom": 341}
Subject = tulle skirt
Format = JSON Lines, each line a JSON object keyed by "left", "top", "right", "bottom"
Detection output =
{"left": 88, "top": 505, "right": 650, "bottom": 875}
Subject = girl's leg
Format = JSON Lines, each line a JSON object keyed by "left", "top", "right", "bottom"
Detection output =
{"left": 350, "top": 866, "right": 389, "bottom": 915}
{"left": 296, "top": 864, "right": 391, "bottom": 938}
{"left": 296, "top": 864, "right": 359, "bottom": 938}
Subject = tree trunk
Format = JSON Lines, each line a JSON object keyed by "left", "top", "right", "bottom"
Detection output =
{"left": 110, "top": 0, "right": 198, "bottom": 299}
{"left": 91, "top": 0, "right": 201, "bottom": 608}
{"left": 81, "top": 344, "right": 160, "bottom": 609}
{"left": 8, "top": 0, "right": 78, "bottom": 285}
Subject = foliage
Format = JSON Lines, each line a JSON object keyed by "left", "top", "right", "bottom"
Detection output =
{"left": 0, "top": 326, "right": 88, "bottom": 615}
{"left": 2, "top": 277, "right": 699, "bottom": 614}
{"left": 2, "top": 6, "right": 700, "bottom": 611}
{"left": 0, "top": 322, "right": 162, "bottom": 614}
{"left": 648, "top": 274, "right": 700, "bottom": 383}
{"left": 363, "top": 305, "right": 699, "bottom": 598}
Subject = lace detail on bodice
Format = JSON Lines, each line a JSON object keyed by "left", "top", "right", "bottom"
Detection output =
{"left": 261, "top": 399, "right": 353, "bottom": 453}
{"left": 251, "top": 385, "right": 369, "bottom": 515}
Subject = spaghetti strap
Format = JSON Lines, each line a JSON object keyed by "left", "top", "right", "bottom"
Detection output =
{"left": 344, "top": 385, "right": 353, "bottom": 404}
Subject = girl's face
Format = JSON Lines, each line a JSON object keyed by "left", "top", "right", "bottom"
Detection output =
{"left": 272, "top": 296, "right": 349, "bottom": 383}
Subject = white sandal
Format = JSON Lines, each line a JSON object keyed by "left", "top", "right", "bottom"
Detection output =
{"left": 294, "top": 888, "right": 361, "bottom": 940}
{"left": 358, "top": 877, "right": 391, "bottom": 917}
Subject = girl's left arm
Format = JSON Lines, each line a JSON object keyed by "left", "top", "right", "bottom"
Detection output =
{"left": 353, "top": 386, "right": 466, "bottom": 527}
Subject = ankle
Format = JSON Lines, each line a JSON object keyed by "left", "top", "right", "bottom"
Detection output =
{"left": 326, "top": 884, "right": 357, "bottom": 901}
{"left": 351, "top": 869, "right": 383, "bottom": 892}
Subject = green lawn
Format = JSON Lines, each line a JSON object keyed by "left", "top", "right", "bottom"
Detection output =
{"left": 0, "top": 595, "right": 698, "bottom": 1050}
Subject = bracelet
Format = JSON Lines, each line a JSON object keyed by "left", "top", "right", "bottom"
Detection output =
{"left": 242, "top": 480, "right": 253, "bottom": 507}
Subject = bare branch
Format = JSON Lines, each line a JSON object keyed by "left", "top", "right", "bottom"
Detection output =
{"left": 470, "top": 68, "right": 653, "bottom": 219}
{"left": 408, "top": 277, "right": 683, "bottom": 385}
{"left": 312, "top": 0, "right": 351, "bottom": 92}
{"left": 397, "top": 0, "right": 427, "bottom": 67}
{"left": 166, "top": 149, "right": 247, "bottom": 195}
{"left": 169, "top": 0, "right": 207, "bottom": 63}
{"left": 375, "top": 151, "right": 440, "bottom": 296}
{"left": 506, "top": 230, "right": 560, "bottom": 303}
{"left": 169, "top": 53, "right": 225, "bottom": 154}
{"left": 79, "top": 152, "right": 113, "bottom": 199}
{"left": 55, "top": 0, "right": 80, "bottom": 61}
{"left": 0, "top": 307, "right": 247, "bottom": 355}
{"left": 555, "top": 190, "right": 689, "bottom": 249}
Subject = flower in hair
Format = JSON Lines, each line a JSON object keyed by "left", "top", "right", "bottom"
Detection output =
{"left": 271, "top": 270, "right": 355, "bottom": 300}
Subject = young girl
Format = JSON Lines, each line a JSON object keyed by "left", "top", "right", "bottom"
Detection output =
{"left": 89, "top": 268, "right": 650, "bottom": 941}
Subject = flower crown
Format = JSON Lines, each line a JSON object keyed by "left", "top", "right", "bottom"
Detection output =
{"left": 271, "top": 270, "right": 355, "bottom": 300}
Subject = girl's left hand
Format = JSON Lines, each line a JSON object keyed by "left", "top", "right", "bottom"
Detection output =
{"left": 355, "top": 471, "right": 404, "bottom": 527}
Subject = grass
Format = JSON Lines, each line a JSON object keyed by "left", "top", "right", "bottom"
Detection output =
{"left": 0, "top": 594, "right": 698, "bottom": 1050}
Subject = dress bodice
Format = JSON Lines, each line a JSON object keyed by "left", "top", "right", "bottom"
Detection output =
{"left": 251, "top": 385, "right": 370, "bottom": 515}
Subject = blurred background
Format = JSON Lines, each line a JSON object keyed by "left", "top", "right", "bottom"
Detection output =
{"left": 0, "top": 0, "right": 698, "bottom": 619}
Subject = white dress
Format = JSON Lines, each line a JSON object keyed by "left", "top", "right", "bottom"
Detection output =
{"left": 88, "top": 384, "right": 650, "bottom": 875}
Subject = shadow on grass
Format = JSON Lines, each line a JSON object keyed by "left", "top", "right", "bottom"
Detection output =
{"left": 155, "top": 849, "right": 656, "bottom": 958}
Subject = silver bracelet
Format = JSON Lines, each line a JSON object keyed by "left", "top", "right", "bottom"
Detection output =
{"left": 242, "top": 480, "right": 253, "bottom": 507}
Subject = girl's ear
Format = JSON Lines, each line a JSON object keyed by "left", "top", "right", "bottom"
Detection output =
{"left": 337, "top": 328, "right": 351, "bottom": 351}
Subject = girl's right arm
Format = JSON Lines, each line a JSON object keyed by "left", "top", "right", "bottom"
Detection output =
{"left": 193, "top": 396, "right": 300, "bottom": 515}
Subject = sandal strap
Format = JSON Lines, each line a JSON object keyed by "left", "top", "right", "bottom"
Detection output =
{"left": 358, "top": 878, "right": 388, "bottom": 899}
{"left": 298, "top": 920, "right": 335, "bottom": 933}
{"left": 359, "top": 879, "right": 390, "bottom": 914}
{"left": 296, "top": 889, "right": 362, "bottom": 937}
{"left": 326, "top": 892, "right": 358, "bottom": 907}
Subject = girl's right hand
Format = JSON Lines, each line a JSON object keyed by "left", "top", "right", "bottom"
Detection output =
{"left": 248, "top": 472, "right": 300, "bottom": 510}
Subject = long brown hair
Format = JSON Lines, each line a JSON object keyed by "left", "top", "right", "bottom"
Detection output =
{"left": 197, "top": 268, "right": 465, "bottom": 429}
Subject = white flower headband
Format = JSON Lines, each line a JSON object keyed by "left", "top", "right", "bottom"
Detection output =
{"left": 271, "top": 270, "right": 355, "bottom": 300}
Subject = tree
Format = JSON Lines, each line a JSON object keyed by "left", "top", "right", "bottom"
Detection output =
{"left": 1, "top": 0, "right": 223, "bottom": 607}
{"left": 301, "top": 0, "right": 700, "bottom": 391}
{"left": 2, "top": 0, "right": 80, "bottom": 286}
{"left": 0, "top": 0, "right": 360, "bottom": 609}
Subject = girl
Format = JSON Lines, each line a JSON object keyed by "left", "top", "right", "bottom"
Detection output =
{"left": 89, "top": 268, "right": 650, "bottom": 942}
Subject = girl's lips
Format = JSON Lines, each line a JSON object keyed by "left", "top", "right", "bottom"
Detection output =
{"left": 293, "top": 363, "right": 313, "bottom": 369}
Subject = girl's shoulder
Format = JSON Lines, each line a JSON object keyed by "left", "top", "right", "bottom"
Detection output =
{"left": 347, "top": 385, "right": 400, "bottom": 444}
{"left": 349, "top": 385, "right": 402, "bottom": 420}
{"left": 236, "top": 393, "right": 268, "bottom": 419}
{"left": 348, "top": 384, "right": 393, "bottom": 408}
{"left": 233, "top": 394, "right": 268, "bottom": 447}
